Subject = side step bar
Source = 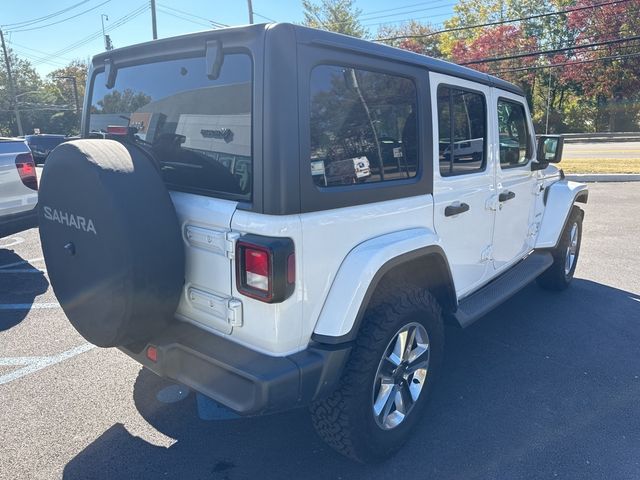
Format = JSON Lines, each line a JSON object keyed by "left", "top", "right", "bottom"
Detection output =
{"left": 453, "top": 251, "right": 554, "bottom": 328}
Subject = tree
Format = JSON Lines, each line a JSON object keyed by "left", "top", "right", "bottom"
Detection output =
{"left": 451, "top": 24, "right": 538, "bottom": 85}
{"left": 377, "top": 21, "right": 442, "bottom": 57}
{"left": 42, "top": 60, "right": 89, "bottom": 134}
{"left": 93, "top": 88, "right": 151, "bottom": 114}
{"left": 438, "top": 0, "right": 505, "bottom": 57}
{"left": 0, "top": 56, "right": 89, "bottom": 136}
{"left": 561, "top": 0, "right": 640, "bottom": 131}
{"left": 302, "top": 0, "right": 367, "bottom": 38}
{"left": 0, "top": 52, "right": 43, "bottom": 136}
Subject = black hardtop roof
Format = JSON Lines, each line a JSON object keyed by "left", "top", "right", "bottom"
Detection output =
{"left": 92, "top": 22, "right": 524, "bottom": 96}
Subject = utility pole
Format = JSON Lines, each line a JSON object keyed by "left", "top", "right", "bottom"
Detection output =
{"left": 150, "top": 0, "right": 158, "bottom": 39}
{"left": 545, "top": 69, "right": 553, "bottom": 134}
{"left": 247, "top": 0, "right": 254, "bottom": 24}
{"left": 0, "top": 29, "right": 23, "bottom": 136}
{"left": 101, "top": 14, "right": 112, "bottom": 51}
{"left": 57, "top": 76, "right": 80, "bottom": 117}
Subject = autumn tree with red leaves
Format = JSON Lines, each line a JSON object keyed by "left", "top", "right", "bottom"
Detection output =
{"left": 561, "top": 0, "right": 640, "bottom": 130}
{"left": 377, "top": 0, "right": 640, "bottom": 133}
{"left": 451, "top": 25, "right": 538, "bottom": 85}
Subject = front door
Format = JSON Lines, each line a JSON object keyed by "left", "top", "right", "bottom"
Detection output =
{"left": 491, "top": 91, "right": 538, "bottom": 272}
{"left": 430, "top": 73, "right": 496, "bottom": 298}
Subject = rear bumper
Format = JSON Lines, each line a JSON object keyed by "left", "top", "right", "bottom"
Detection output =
{"left": 120, "top": 322, "right": 351, "bottom": 415}
{"left": 0, "top": 207, "right": 38, "bottom": 238}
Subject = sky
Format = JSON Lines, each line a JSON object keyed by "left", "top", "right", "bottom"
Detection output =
{"left": 0, "top": 0, "right": 457, "bottom": 77}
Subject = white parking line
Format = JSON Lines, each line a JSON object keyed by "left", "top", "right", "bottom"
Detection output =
{"left": 0, "top": 356, "right": 46, "bottom": 366}
{"left": 0, "top": 303, "right": 60, "bottom": 310}
{"left": 0, "top": 236, "right": 25, "bottom": 248}
{"left": 0, "top": 269, "right": 47, "bottom": 274}
{"left": 0, "top": 343, "right": 96, "bottom": 386}
{"left": 0, "top": 257, "right": 44, "bottom": 270}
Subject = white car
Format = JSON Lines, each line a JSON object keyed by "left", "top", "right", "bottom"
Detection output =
{"left": 38, "top": 24, "right": 587, "bottom": 463}
{"left": 0, "top": 138, "right": 38, "bottom": 238}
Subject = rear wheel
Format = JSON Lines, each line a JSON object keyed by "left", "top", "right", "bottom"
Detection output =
{"left": 537, "top": 206, "right": 583, "bottom": 291}
{"left": 310, "top": 286, "right": 444, "bottom": 463}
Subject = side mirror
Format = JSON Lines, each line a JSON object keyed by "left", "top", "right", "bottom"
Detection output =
{"left": 533, "top": 135, "right": 564, "bottom": 171}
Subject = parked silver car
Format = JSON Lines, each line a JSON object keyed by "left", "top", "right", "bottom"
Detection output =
{"left": 0, "top": 138, "right": 38, "bottom": 238}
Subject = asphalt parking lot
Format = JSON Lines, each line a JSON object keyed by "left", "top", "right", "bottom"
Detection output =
{"left": 1, "top": 182, "right": 639, "bottom": 480}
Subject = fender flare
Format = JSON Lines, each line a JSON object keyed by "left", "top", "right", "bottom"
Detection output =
{"left": 536, "top": 180, "right": 588, "bottom": 250}
{"left": 312, "top": 228, "right": 455, "bottom": 344}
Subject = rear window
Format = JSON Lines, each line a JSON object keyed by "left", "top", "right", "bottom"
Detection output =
{"left": 89, "top": 53, "right": 252, "bottom": 201}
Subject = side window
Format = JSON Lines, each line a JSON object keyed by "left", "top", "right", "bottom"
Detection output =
{"left": 437, "top": 86, "right": 486, "bottom": 176}
{"left": 309, "top": 65, "right": 418, "bottom": 187}
{"left": 498, "top": 99, "right": 531, "bottom": 168}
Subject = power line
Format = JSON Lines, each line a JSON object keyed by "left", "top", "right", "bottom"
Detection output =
{"left": 362, "top": 7, "right": 458, "bottom": 28}
{"left": 253, "top": 12, "right": 277, "bottom": 23}
{"left": 7, "top": 41, "right": 74, "bottom": 63}
{"left": 30, "top": 3, "right": 149, "bottom": 64}
{"left": 2, "top": 0, "right": 92, "bottom": 28}
{"left": 51, "top": 4, "right": 148, "bottom": 56}
{"left": 493, "top": 50, "right": 640, "bottom": 74}
{"left": 306, "top": 0, "right": 455, "bottom": 29}
{"left": 462, "top": 20, "right": 636, "bottom": 60}
{"left": 374, "top": 0, "right": 632, "bottom": 42}
{"left": 156, "top": 7, "right": 212, "bottom": 28}
{"left": 460, "top": 33, "right": 640, "bottom": 65}
{"left": 358, "top": 2, "right": 458, "bottom": 25}
{"left": 358, "top": 2, "right": 436, "bottom": 18}
{"left": 11, "top": 48, "right": 68, "bottom": 67}
{"left": 9, "top": 0, "right": 112, "bottom": 33}
{"left": 156, "top": 7, "right": 226, "bottom": 29}
{"left": 157, "top": 3, "right": 227, "bottom": 27}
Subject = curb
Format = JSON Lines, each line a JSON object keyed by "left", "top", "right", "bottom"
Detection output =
{"left": 565, "top": 174, "right": 640, "bottom": 182}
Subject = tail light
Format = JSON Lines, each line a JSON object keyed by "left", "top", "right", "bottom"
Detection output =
{"left": 236, "top": 235, "right": 295, "bottom": 303}
{"left": 107, "top": 125, "right": 133, "bottom": 135}
{"left": 15, "top": 152, "right": 38, "bottom": 191}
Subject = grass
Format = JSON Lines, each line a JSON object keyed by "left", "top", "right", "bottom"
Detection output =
{"left": 559, "top": 157, "right": 640, "bottom": 174}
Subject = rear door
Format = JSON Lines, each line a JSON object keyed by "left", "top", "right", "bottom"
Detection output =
{"left": 430, "top": 73, "right": 496, "bottom": 298}
{"left": 491, "top": 91, "right": 538, "bottom": 271}
{"left": 87, "top": 50, "right": 254, "bottom": 335}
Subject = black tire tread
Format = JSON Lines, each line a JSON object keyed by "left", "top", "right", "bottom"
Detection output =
{"left": 310, "top": 285, "right": 443, "bottom": 462}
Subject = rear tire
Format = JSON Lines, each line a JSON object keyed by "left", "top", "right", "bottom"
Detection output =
{"left": 310, "top": 286, "right": 444, "bottom": 463}
{"left": 537, "top": 206, "right": 583, "bottom": 291}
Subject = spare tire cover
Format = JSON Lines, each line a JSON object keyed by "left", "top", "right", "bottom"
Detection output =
{"left": 38, "top": 139, "right": 185, "bottom": 347}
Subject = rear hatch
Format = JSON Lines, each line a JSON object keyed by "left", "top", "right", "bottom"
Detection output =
{"left": 86, "top": 41, "right": 254, "bottom": 334}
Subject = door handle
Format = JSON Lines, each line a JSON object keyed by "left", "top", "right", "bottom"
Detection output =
{"left": 499, "top": 191, "right": 516, "bottom": 202}
{"left": 445, "top": 202, "right": 470, "bottom": 217}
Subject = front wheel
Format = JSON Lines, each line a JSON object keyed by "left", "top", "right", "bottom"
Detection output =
{"left": 537, "top": 205, "right": 584, "bottom": 291}
{"left": 310, "top": 286, "right": 444, "bottom": 463}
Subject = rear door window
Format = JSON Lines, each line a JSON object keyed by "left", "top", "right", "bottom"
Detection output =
{"left": 89, "top": 53, "right": 252, "bottom": 200}
{"left": 497, "top": 99, "right": 531, "bottom": 168}
{"left": 437, "top": 86, "right": 486, "bottom": 176}
{"left": 309, "top": 65, "right": 418, "bottom": 187}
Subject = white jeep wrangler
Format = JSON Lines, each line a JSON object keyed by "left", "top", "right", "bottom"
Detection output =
{"left": 38, "top": 24, "right": 588, "bottom": 463}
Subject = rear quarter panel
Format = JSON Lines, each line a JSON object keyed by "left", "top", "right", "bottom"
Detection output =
{"left": 301, "top": 195, "right": 436, "bottom": 346}
{"left": 230, "top": 195, "right": 436, "bottom": 355}
{"left": 0, "top": 140, "right": 38, "bottom": 217}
